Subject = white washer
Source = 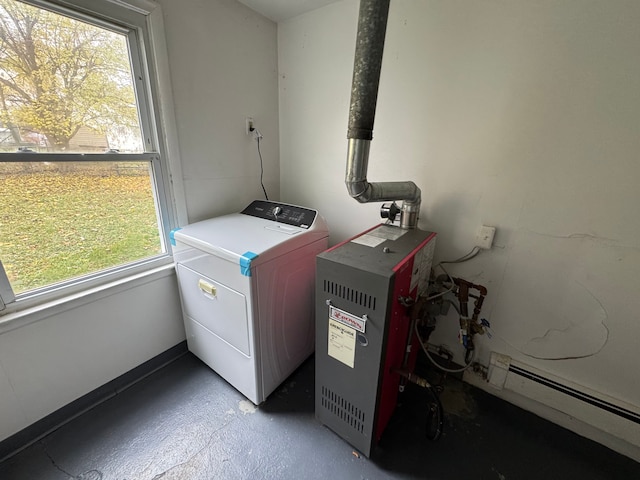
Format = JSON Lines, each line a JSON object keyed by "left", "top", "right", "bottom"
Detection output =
{"left": 171, "top": 200, "right": 329, "bottom": 404}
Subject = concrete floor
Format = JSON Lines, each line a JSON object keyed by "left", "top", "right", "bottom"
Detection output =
{"left": 1, "top": 352, "right": 639, "bottom": 480}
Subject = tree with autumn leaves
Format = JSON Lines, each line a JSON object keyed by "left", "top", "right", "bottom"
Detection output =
{"left": 0, "top": 0, "right": 140, "bottom": 151}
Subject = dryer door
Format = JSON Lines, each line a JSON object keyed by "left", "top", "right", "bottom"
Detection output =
{"left": 176, "top": 264, "right": 250, "bottom": 356}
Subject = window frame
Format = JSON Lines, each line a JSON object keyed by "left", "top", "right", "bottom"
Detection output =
{"left": 0, "top": 0, "right": 184, "bottom": 314}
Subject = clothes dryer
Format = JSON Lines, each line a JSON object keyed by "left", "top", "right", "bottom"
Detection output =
{"left": 172, "top": 200, "right": 329, "bottom": 404}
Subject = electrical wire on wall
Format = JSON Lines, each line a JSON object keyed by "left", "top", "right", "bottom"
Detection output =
{"left": 252, "top": 128, "right": 269, "bottom": 200}
{"left": 426, "top": 246, "right": 481, "bottom": 301}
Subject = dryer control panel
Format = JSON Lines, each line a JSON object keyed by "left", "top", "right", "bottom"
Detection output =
{"left": 241, "top": 200, "right": 317, "bottom": 229}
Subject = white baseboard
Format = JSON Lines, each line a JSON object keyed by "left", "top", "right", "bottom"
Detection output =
{"left": 463, "top": 353, "right": 640, "bottom": 463}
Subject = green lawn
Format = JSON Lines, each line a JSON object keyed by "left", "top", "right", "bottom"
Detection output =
{"left": 0, "top": 166, "right": 162, "bottom": 294}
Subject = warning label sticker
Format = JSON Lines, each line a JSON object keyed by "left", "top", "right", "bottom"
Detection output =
{"left": 410, "top": 239, "right": 436, "bottom": 295}
{"left": 350, "top": 224, "right": 407, "bottom": 248}
{"left": 351, "top": 235, "right": 386, "bottom": 248}
{"left": 328, "top": 319, "right": 356, "bottom": 368}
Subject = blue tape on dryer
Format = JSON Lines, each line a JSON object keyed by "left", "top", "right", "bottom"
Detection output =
{"left": 239, "top": 251, "right": 259, "bottom": 276}
{"left": 169, "top": 227, "right": 182, "bottom": 246}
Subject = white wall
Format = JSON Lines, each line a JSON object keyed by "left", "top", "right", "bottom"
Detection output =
{"left": 0, "top": 270, "right": 184, "bottom": 442}
{"left": 159, "top": 0, "right": 280, "bottom": 223}
{"left": 0, "top": 0, "right": 280, "bottom": 444}
{"left": 278, "top": 0, "right": 640, "bottom": 439}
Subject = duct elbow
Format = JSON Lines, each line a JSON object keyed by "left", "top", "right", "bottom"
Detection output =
{"left": 346, "top": 179, "right": 372, "bottom": 203}
{"left": 398, "top": 182, "right": 421, "bottom": 205}
{"left": 346, "top": 138, "right": 372, "bottom": 202}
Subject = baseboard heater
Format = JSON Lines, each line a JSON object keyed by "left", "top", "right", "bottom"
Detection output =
{"left": 475, "top": 352, "right": 640, "bottom": 461}
{"left": 508, "top": 364, "right": 640, "bottom": 426}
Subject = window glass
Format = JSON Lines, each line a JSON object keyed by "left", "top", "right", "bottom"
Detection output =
{"left": 0, "top": 161, "right": 162, "bottom": 294}
{"left": 0, "top": 0, "right": 144, "bottom": 153}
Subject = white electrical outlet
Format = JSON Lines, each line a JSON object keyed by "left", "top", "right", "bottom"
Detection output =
{"left": 245, "top": 116, "right": 254, "bottom": 135}
{"left": 476, "top": 225, "right": 496, "bottom": 249}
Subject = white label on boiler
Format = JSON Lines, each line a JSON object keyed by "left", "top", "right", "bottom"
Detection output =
{"left": 328, "top": 319, "right": 356, "bottom": 368}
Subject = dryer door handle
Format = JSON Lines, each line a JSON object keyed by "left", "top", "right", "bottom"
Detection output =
{"left": 198, "top": 279, "right": 217, "bottom": 298}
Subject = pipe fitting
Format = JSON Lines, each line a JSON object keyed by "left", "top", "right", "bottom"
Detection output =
{"left": 400, "top": 200, "right": 421, "bottom": 229}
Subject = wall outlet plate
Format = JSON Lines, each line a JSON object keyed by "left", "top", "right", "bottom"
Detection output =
{"left": 476, "top": 225, "right": 496, "bottom": 249}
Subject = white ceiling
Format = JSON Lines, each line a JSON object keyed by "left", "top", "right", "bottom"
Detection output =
{"left": 236, "top": 0, "right": 340, "bottom": 22}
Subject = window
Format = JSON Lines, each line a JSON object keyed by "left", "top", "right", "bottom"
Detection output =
{"left": 0, "top": 0, "right": 177, "bottom": 312}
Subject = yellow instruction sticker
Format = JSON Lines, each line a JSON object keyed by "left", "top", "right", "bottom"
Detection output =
{"left": 328, "top": 318, "right": 356, "bottom": 368}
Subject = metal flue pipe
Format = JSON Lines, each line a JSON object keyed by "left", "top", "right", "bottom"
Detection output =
{"left": 345, "top": 0, "right": 421, "bottom": 229}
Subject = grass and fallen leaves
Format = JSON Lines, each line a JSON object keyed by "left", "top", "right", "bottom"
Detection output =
{"left": 0, "top": 164, "right": 161, "bottom": 294}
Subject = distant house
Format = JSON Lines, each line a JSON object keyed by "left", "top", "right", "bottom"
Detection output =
{"left": 68, "top": 126, "right": 110, "bottom": 152}
{"left": 0, "top": 124, "right": 110, "bottom": 152}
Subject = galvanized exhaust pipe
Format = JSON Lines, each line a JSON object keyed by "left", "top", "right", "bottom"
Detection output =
{"left": 345, "top": 0, "right": 421, "bottom": 229}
